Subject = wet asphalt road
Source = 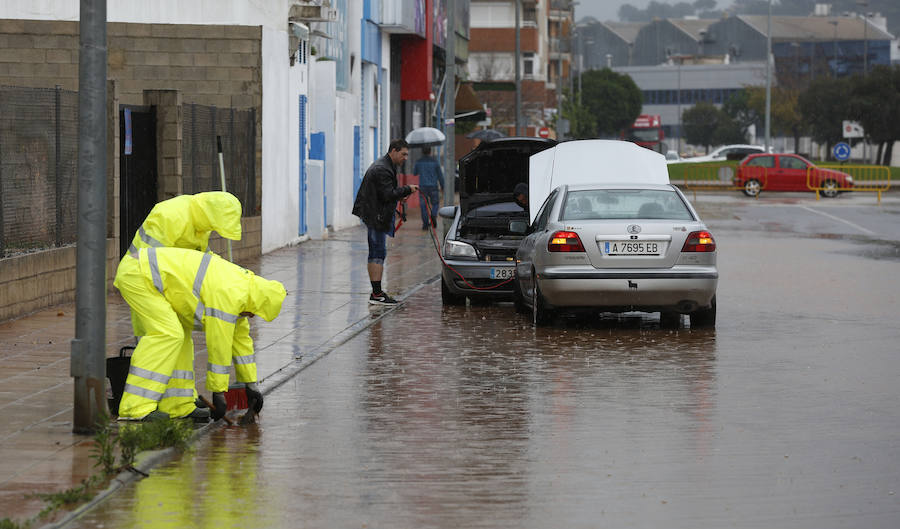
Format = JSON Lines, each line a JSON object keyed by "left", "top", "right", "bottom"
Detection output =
{"left": 73, "top": 192, "right": 900, "bottom": 528}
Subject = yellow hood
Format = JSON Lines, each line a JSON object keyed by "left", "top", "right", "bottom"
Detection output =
{"left": 190, "top": 192, "right": 243, "bottom": 241}
{"left": 245, "top": 274, "right": 287, "bottom": 322}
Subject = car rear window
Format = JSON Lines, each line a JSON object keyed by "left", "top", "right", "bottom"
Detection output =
{"left": 560, "top": 190, "right": 694, "bottom": 221}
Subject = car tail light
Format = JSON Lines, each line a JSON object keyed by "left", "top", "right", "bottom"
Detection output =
{"left": 682, "top": 231, "right": 716, "bottom": 252}
{"left": 548, "top": 231, "right": 585, "bottom": 252}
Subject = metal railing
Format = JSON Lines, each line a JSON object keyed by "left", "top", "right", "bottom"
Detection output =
{"left": 0, "top": 85, "right": 79, "bottom": 258}
{"left": 809, "top": 164, "right": 891, "bottom": 202}
{"left": 183, "top": 104, "right": 257, "bottom": 215}
{"left": 677, "top": 161, "right": 893, "bottom": 203}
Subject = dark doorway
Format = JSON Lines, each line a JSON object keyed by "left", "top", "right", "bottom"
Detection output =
{"left": 119, "top": 105, "right": 158, "bottom": 257}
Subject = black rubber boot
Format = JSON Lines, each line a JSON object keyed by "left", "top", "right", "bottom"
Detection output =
{"left": 185, "top": 407, "right": 211, "bottom": 423}
{"left": 142, "top": 410, "right": 170, "bottom": 422}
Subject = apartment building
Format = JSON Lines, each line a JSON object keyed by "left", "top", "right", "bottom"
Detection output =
{"left": 468, "top": 0, "right": 573, "bottom": 137}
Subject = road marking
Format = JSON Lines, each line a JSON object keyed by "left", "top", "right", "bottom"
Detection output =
{"left": 798, "top": 206, "right": 876, "bottom": 235}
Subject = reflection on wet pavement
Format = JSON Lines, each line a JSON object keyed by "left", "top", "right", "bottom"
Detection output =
{"left": 71, "top": 196, "right": 900, "bottom": 529}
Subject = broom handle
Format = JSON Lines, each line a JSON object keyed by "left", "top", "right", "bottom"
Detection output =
{"left": 216, "top": 136, "right": 233, "bottom": 262}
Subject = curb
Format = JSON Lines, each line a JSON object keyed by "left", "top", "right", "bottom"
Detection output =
{"left": 40, "top": 274, "right": 439, "bottom": 529}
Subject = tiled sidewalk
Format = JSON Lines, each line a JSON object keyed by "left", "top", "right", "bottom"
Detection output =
{"left": 0, "top": 225, "right": 441, "bottom": 524}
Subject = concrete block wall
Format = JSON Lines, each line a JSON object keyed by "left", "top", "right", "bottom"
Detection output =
{"left": 0, "top": 241, "right": 118, "bottom": 323}
{"left": 0, "top": 20, "right": 262, "bottom": 107}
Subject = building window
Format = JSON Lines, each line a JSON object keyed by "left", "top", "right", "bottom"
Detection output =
{"left": 523, "top": 53, "right": 534, "bottom": 77}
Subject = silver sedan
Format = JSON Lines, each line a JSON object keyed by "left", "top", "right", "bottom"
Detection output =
{"left": 514, "top": 183, "right": 718, "bottom": 327}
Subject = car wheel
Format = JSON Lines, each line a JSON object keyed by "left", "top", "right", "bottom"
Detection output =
{"left": 689, "top": 296, "right": 716, "bottom": 328}
{"left": 512, "top": 279, "right": 529, "bottom": 314}
{"left": 532, "top": 277, "right": 553, "bottom": 326}
{"left": 821, "top": 179, "right": 839, "bottom": 198}
{"left": 659, "top": 311, "right": 681, "bottom": 328}
{"left": 441, "top": 278, "right": 466, "bottom": 306}
{"left": 742, "top": 179, "right": 761, "bottom": 197}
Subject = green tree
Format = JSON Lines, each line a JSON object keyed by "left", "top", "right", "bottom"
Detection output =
{"left": 848, "top": 65, "right": 900, "bottom": 164}
{"left": 578, "top": 68, "right": 642, "bottom": 137}
{"left": 745, "top": 85, "right": 806, "bottom": 151}
{"left": 798, "top": 77, "right": 853, "bottom": 157}
{"left": 681, "top": 102, "right": 721, "bottom": 151}
{"left": 560, "top": 97, "right": 598, "bottom": 139}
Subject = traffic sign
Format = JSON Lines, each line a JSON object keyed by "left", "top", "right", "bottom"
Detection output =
{"left": 842, "top": 120, "right": 864, "bottom": 138}
{"left": 538, "top": 127, "right": 550, "bottom": 138}
{"left": 832, "top": 142, "right": 851, "bottom": 161}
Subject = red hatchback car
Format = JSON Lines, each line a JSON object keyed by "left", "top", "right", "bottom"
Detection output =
{"left": 734, "top": 153, "right": 854, "bottom": 197}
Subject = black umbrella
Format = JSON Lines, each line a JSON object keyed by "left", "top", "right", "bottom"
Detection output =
{"left": 465, "top": 129, "right": 507, "bottom": 142}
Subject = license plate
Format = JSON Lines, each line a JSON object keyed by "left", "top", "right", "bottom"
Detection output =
{"left": 603, "top": 241, "right": 662, "bottom": 256}
{"left": 490, "top": 267, "right": 515, "bottom": 280}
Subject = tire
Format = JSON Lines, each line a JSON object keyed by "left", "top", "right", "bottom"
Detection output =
{"left": 742, "top": 179, "right": 761, "bottom": 197}
{"left": 532, "top": 278, "right": 553, "bottom": 326}
{"left": 690, "top": 296, "right": 716, "bottom": 328}
{"left": 441, "top": 278, "right": 466, "bottom": 306}
{"left": 659, "top": 311, "right": 682, "bottom": 328}
{"left": 821, "top": 179, "right": 839, "bottom": 198}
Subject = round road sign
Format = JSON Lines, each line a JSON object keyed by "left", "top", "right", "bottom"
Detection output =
{"left": 832, "top": 142, "right": 851, "bottom": 161}
{"left": 538, "top": 127, "right": 550, "bottom": 139}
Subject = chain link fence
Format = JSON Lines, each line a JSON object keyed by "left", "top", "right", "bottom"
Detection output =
{"left": 183, "top": 104, "right": 257, "bottom": 216}
{"left": 0, "top": 86, "right": 79, "bottom": 259}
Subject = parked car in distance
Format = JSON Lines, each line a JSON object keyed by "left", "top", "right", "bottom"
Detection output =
{"left": 734, "top": 153, "right": 854, "bottom": 197}
{"left": 515, "top": 140, "right": 718, "bottom": 327}
{"left": 438, "top": 137, "right": 557, "bottom": 305}
{"left": 664, "top": 150, "right": 681, "bottom": 164}
{"left": 682, "top": 144, "right": 767, "bottom": 163}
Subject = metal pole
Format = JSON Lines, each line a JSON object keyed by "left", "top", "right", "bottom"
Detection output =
{"left": 764, "top": 0, "right": 772, "bottom": 152}
{"left": 830, "top": 20, "right": 838, "bottom": 79}
{"left": 72, "top": 0, "right": 108, "bottom": 433}
{"left": 677, "top": 59, "right": 682, "bottom": 155}
{"left": 514, "top": 0, "right": 521, "bottom": 136}
{"left": 443, "top": 0, "right": 456, "bottom": 207}
{"left": 863, "top": 12, "right": 868, "bottom": 75}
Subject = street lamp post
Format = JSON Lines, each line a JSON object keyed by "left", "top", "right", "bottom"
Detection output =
{"left": 676, "top": 57, "right": 682, "bottom": 155}
{"left": 858, "top": 0, "right": 869, "bottom": 75}
{"left": 764, "top": 0, "right": 771, "bottom": 152}
{"left": 829, "top": 20, "right": 839, "bottom": 79}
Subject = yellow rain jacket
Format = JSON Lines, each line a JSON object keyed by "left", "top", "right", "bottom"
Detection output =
{"left": 114, "top": 247, "right": 286, "bottom": 418}
{"left": 126, "top": 191, "right": 242, "bottom": 337}
{"left": 129, "top": 191, "right": 243, "bottom": 255}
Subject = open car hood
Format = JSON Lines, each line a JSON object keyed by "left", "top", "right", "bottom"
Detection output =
{"left": 458, "top": 138, "right": 557, "bottom": 216}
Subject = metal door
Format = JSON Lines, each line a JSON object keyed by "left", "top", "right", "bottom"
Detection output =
{"left": 119, "top": 106, "right": 158, "bottom": 257}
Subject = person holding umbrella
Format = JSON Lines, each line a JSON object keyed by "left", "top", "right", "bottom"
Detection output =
{"left": 413, "top": 146, "right": 444, "bottom": 229}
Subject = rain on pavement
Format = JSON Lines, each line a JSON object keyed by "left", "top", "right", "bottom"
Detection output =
{"left": 72, "top": 192, "right": 900, "bottom": 529}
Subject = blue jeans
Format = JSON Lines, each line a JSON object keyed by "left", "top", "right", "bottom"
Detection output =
{"left": 419, "top": 186, "right": 440, "bottom": 227}
{"left": 367, "top": 225, "right": 388, "bottom": 265}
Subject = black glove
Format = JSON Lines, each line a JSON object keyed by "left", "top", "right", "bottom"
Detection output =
{"left": 211, "top": 392, "right": 227, "bottom": 421}
{"left": 245, "top": 383, "right": 264, "bottom": 413}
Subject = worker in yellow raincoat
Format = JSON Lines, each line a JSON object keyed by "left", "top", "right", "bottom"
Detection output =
{"left": 128, "top": 191, "right": 243, "bottom": 255}
{"left": 125, "top": 191, "right": 243, "bottom": 333}
{"left": 114, "top": 246, "right": 286, "bottom": 421}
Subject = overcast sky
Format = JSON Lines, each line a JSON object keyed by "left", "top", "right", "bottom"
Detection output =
{"left": 575, "top": 0, "right": 653, "bottom": 23}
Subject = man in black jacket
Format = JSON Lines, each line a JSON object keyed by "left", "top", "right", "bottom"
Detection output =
{"left": 352, "top": 139, "right": 418, "bottom": 305}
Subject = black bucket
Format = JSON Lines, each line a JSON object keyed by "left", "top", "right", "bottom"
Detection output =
{"left": 107, "top": 345, "right": 134, "bottom": 415}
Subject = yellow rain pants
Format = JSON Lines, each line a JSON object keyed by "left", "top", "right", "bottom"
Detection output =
{"left": 114, "top": 247, "right": 286, "bottom": 419}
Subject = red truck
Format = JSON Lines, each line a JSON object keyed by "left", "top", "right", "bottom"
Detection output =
{"left": 623, "top": 114, "right": 665, "bottom": 153}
